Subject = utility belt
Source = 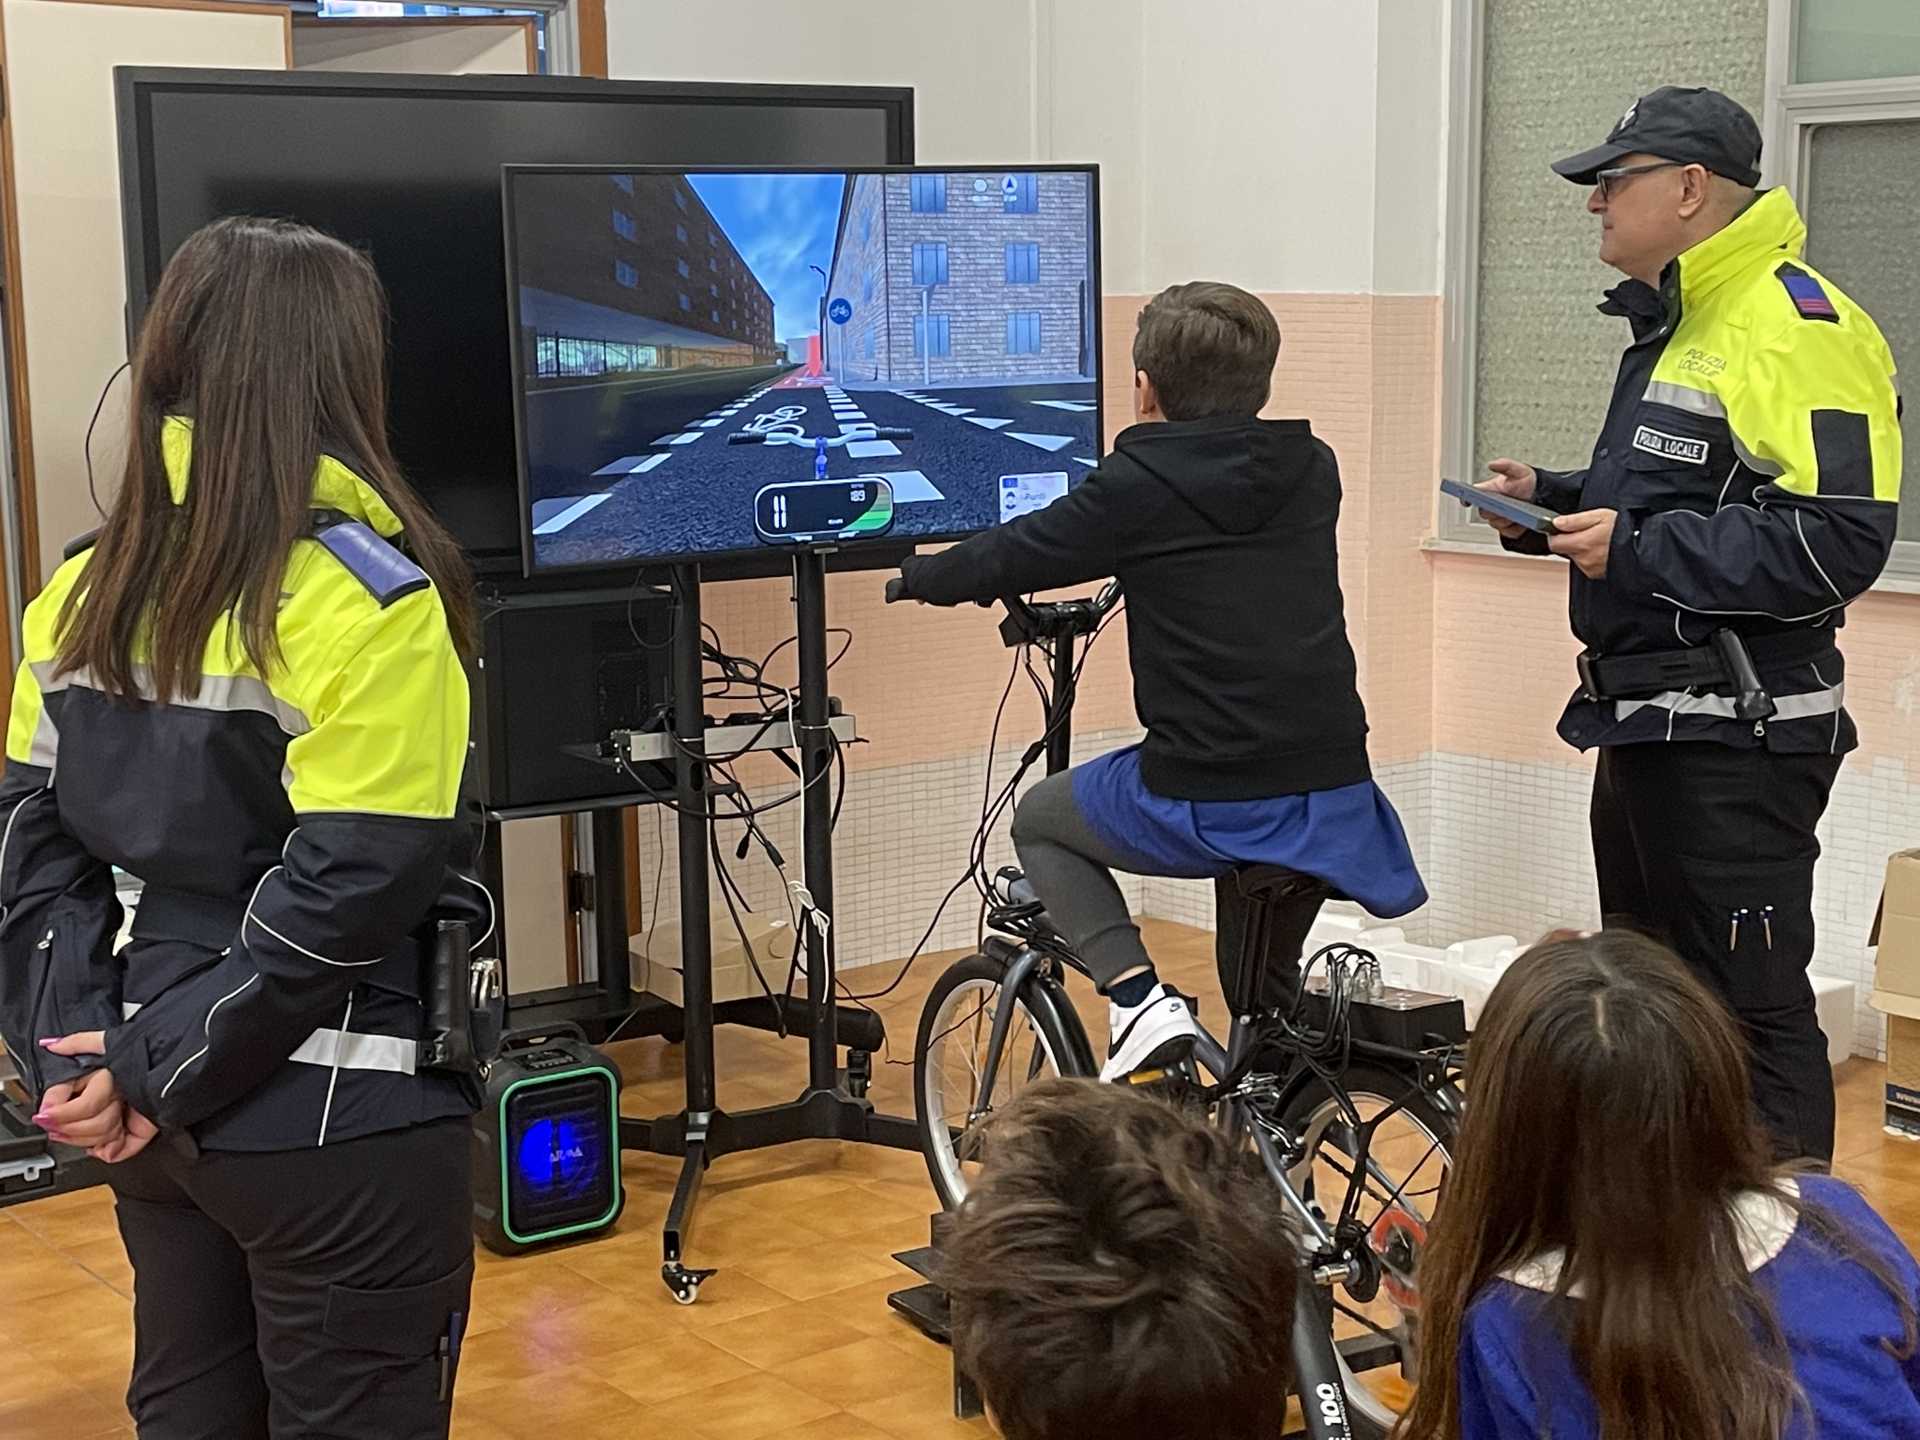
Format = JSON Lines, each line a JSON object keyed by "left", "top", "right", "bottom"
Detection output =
{"left": 132, "top": 888, "right": 502, "bottom": 1077}
{"left": 1576, "top": 628, "right": 1838, "bottom": 725}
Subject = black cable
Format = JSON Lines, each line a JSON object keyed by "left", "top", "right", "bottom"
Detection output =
{"left": 628, "top": 566, "right": 676, "bottom": 653}
{"left": 845, "top": 642, "right": 1027, "bottom": 1002}
{"left": 709, "top": 814, "right": 787, "bottom": 1037}
{"left": 614, "top": 733, "right": 831, "bottom": 824}
{"left": 84, "top": 361, "right": 132, "bottom": 519}
{"left": 757, "top": 627, "right": 853, "bottom": 683}
{"left": 845, "top": 601, "right": 1125, "bottom": 1005}
{"left": 645, "top": 804, "right": 665, "bottom": 962}
{"left": 830, "top": 730, "right": 848, "bottom": 832}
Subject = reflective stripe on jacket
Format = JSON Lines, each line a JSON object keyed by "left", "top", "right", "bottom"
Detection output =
{"left": 0, "top": 416, "right": 482, "bottom": 1150}
{"left": 1511, "top": 188, "right": 1902, "bottom": 752}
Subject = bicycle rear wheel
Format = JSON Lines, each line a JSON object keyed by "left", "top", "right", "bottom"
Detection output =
{"left": 1279, "top": 1063, "right": 1459, "bottom": 1440}
{"left": 914, "top": 950, "right": 1094, "bottom": 1211}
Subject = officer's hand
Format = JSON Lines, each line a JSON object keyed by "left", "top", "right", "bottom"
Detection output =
{"left": 1548, "top": 508, "right": 1617, "bottom": 579}
{"left": 35, "top": 1067, "right": 125, "bottom": 1148}
{"left": 1478, "top": 460, "right": 1539, "bottom": 540}
{"left": 92, "top": 1109, "right": 158, "bottom": 1165}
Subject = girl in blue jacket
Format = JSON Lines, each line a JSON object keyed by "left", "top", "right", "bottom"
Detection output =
{"left": 1400, "top": 929, "right": 1920, "bottom": 1440}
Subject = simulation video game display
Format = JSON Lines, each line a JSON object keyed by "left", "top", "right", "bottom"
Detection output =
{"left": 507, "top": 165, "right": 1100, "bottom": 571}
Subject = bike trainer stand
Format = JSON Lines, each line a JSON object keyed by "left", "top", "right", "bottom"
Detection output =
{"left": 618, "top": 554, "right": 920, "bottom": 1304}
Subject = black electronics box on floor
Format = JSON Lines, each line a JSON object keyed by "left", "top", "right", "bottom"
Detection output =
{"left": 472, "top": 1028, "right": 625, "bottom": 1255}
{"left": 1300, "top": 977, "right": 1468, "bottom": 1052}
{"left": 469, "top": 585, "right": 673, "bottom": 812}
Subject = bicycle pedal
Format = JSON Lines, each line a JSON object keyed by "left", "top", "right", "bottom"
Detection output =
{"left": 1125, "top": 1060, "right": 1202, "bottom": 1102}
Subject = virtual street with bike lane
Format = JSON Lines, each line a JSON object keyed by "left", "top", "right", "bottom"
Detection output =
{"left": 527, "top": 370, "right": 1100, "bottom": 570}
{"left": 513, "top": 168, "right": 1100, "bottom": 569}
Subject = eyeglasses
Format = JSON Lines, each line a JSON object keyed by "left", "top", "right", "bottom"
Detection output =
{"left": 1593, "top": 161, "right": 1685, "bottom": 202}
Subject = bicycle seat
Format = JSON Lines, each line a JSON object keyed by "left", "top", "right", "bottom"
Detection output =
{"left": 1231, "top": 864, "right": 1343, "bottom": 904}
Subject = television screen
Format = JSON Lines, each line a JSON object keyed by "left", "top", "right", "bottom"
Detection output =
{"left": 116, "top": 70, "right": 912, "bottom": 566}
{"left": 504, "top": 165, "right": 1102, "bottom": 573}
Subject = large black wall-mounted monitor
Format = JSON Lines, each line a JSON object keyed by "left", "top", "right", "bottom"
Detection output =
{"left": 504, "top": 164, "right": 1102, "bottom": 574}
{"left": 115, "top": 69, "right": 914, "bottom": 570}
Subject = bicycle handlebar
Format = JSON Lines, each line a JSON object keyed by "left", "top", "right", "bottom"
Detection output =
{"left": 885, "top": 578, "right": 1122, "bottom": 628}
{"left": 1002, "top": 580, "right": 1122, "bottom": 632}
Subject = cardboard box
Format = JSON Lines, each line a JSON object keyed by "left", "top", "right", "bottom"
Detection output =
{"left": 1868, "top": 851, "right": 1920, "bottom": 1136}
{"left": 631, "top": 913, "right": 797, "bottom": 1008}
{"left": 1886, "top": 1016, "right": 1920, "bottom": 1140}
{"left": 1871, "top": 849, "right": 1920, "bottom": 1014}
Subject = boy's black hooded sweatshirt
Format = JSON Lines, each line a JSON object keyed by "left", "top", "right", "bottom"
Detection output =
{"left": 898, "top": 416, "right": 1371, "bottom": 800}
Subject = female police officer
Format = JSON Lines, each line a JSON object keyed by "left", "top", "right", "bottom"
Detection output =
{"left": 0, "top": 217, "right": 485, "bottom": 1438}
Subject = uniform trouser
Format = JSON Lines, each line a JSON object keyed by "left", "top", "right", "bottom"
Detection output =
{"left": 1011, "top": 771, "right": 1304, "bottom": 1012}
{"left": 106, "top": 1115, "right": 474, "bottom": 1440}
{"left": 1590, "top": 742, "right": 1839, "bottom": 1165}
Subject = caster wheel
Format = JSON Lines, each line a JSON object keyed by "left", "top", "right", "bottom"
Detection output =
{"left": 663, "top": 1262, "right": 716, "bottom": 1305}
{"left": 846, "top": 1049, "right": 874, "bottom": 1099}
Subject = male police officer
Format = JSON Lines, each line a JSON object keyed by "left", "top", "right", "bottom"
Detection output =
{"left": 1477, "top": 87, "right": 1901, "bottom": 1164}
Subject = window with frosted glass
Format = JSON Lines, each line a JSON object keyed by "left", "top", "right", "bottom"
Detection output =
{"left": 1803, "top": 118, "right": 1919, "bottom": 539}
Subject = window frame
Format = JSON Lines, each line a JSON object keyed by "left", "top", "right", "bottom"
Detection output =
{"left": 1768, "top": 0, "right": 1919, "bottom": 576}
{"left": 1004, "top": 172, "right": 1039, "bottom": 214}
{"left": 1005, "top": 241, "right": 1040, "bottom": 285}
{"left": 1006, "top": 310, "right": 1043, "bottom": 356}
{"left": 912, "top": 313, "right": 952, "bottom": 359}
{"left": 911, "top": 240, "right": 949, "bottom": 288}
{"left": 910, "top": 174, "right": 947, "bottom": 214}
{"left": 1438, "top": 0, "right": 1920, "bottom": 584}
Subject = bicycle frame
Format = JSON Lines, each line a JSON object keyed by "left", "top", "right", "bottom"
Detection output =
{"left": 950, "top": 588, "right": 1457, "bottom": 1438}
{"left": 960, "top": 929, "right": 1382, "bottom": 1436}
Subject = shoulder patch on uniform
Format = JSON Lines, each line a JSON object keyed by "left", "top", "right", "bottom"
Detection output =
{"left": 1776, "top": 262, "right": 1838, "bottom": 323}
{"left": 310, "top": 513, "right": 429, "bottom": 608}
{"left": 62, "top": 528, "right": 101, "bottom": 561}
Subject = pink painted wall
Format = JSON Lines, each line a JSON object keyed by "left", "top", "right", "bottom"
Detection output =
{"left": 700, "top": 291, "right": 1446, "bottom": 777}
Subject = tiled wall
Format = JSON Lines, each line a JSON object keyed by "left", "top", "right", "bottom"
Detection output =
{"left": 645, "top": 285, "right": 1917, "bottom": 1066}
{"left": 629, "top": 724, "right": 1153, "bottom": 981}
{"left": 1428, "top": 552, "right": 1920, "bottom": 1059}
{"left": 637, "top": 289, "right": 1444, "bottom": 992}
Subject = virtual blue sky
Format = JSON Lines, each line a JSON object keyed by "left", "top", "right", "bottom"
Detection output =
{"left": 689, "top": 173, "right": 848, "bottom": 343}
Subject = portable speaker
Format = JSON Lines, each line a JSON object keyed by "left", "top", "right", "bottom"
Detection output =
{"left": 472, "top": 1028, "right": 625, "bottom": 1255}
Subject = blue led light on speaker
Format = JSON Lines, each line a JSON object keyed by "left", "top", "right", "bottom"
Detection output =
{"left": 514, "top": 1117, "right": 600, "bottom": 1193}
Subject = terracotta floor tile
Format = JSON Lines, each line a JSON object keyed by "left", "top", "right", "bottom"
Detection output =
{"left": 643, "top": 1371, "right": 837, "bottom": 1440}
{"left": 593, "top": 1332, "right": 760, "bottom": 1406}
{"left": 734, "top": 1242, "right": 902, "bottom": 1303}
{"left": 700, "top": 1299, "right": 871, "bottom": 1369}
{"left": 771, "top": 1336, "right": 949, "bottom": 1410}
{"left": 12, "top": 918, "right": 1920, "bottom": 1439}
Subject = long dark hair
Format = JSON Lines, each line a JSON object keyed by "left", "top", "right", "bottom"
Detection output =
{"left": 58, "top": 216, "right": 474, "bottom": 701}
{"left": 1399, "top": 930, "right": 1915, "bottom": 1440}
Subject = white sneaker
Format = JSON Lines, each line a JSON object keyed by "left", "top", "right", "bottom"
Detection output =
{"left": 1100, "top": 983, "right": 1200, "bottom": 1083}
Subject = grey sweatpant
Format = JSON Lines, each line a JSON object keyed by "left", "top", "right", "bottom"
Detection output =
{"left": 1009, "top": 770, "right": 1154, "bottom": 990}
{"left": 1009, "top": 768, "right": 1311, "bottom": 1012}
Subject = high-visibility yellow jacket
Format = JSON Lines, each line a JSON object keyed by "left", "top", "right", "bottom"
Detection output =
{"left": 1515, "top": 187, "right": 1902, "bottom": 752}
{"left": 0, "top": 417, "right": 484, "bottom": 1150}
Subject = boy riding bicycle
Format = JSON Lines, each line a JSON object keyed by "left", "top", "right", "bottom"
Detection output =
{"left": 889, "top": 281, "right": 1424, "bottom": 1080}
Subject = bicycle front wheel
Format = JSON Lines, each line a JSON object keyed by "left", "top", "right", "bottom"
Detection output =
{"left": 914, "top": 950, "right": 1093, "bottom": 1211}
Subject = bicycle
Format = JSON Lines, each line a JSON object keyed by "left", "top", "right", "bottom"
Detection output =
{"left": 894, "top": 582, "right": 1467, "bottom": 1440}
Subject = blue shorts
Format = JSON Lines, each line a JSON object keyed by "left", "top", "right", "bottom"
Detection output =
{"left": 1071, "top": 745, "right": 1427, "bottom": 919}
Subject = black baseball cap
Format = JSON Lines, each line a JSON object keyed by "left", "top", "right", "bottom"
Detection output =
{"left": 1552, "top": 86, "right": 1763, "bottom": 188}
